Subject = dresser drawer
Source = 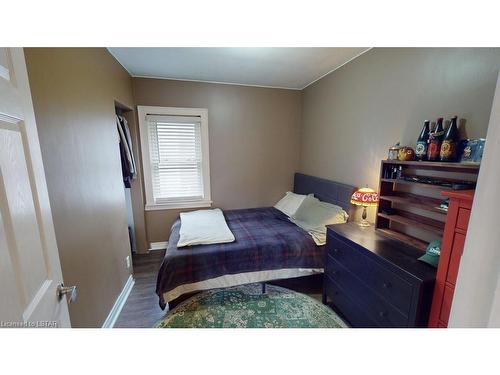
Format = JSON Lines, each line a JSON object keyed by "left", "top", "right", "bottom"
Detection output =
{"left": 326, "top": 255, "right": 409, "bottom": 327}
{"left": 327, "top": 233, "right": 413, "bottom": 314}
{"left": 324, "top": 274, "right": 378, "bottom": 328}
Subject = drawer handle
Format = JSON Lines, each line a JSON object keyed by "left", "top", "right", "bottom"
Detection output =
{"left": 379, "top": 311, "right": 388, "bottom": 318}
{"left": 382, "top": 282, "right": 392, "bottom": 289}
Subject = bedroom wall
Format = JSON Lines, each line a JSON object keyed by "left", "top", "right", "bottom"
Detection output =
{"left": 132, "top": 78, "right": 302, "bottom": 244}
{"left": 25, "top": 48, "right": 134, "bottom": 327}
{"left": 300, "top": 48, "right": 500, "bottom": 222}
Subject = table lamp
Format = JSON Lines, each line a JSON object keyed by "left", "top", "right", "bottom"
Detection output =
{"left": 350, "top": 187, "right": 379, "bottom": 227}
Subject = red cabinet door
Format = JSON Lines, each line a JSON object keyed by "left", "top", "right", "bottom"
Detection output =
{"left": 446, "top": 232, "right": 466, "bottom": 286}
{"left": 440, "top": 285, "right": 455, "bottom": 325}
{"left": 456, "top": 208, "right": 471, "bottom": 231}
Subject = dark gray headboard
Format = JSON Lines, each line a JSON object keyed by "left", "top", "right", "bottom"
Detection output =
{"left": 293, "top": 173, "right": 356, "bottom": 213}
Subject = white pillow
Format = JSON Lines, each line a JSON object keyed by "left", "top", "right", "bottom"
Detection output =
{"left": 290, "top": 195, "right": 348, "bottom": 245}
{"left": 274, "top": 191, "right": 311, "bottom": 217}
{"left": 177, "top": 208, "right": 235, "bottom": 247}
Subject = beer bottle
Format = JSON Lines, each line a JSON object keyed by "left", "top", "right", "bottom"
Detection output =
{"left": 427, "top": 117, "right": 444, "bottom": 161}
{"left": 440, "top": 116, "right": 459, "bottom": 162}
{"left": 415, "top": 120, "right": 430, "bottom": 161}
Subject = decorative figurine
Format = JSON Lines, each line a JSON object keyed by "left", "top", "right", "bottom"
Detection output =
{"left": 388, "top": 142, "right": 401, "bottom": 160}
{"left": 398, "top": 146, "right": 416, "bottom": 161}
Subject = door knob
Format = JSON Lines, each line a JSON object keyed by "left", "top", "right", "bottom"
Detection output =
{"left": 57, "top": 283, "right": 77, "bottom": 304}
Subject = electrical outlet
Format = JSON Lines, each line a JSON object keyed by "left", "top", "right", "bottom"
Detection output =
{"left": 125, "top": 255, "right": 131, "bottom": 269}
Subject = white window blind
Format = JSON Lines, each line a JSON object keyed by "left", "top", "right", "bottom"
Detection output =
{"left": 146, "top": 114, "right": 204, "bottom": 204}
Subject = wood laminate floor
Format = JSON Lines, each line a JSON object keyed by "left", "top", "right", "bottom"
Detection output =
{"left": 114, "top": 250, "right": 323, "bottom": 328}
{"left": 114, "top": 250, "right": 166, "bottom": 328}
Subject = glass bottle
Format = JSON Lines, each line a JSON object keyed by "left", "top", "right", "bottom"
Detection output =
{"left": 415, "top": 120, "right": 430, "bottom": 161}
{"left": 427, "top": 117, "right": 444, "bottom": 161}
{"left": 440, "top": 116, "right": 459, "bottom": 162}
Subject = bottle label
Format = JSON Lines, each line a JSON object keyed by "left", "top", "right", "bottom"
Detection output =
{"left": 415, "top": 142, "right": 428, "bottom": 157}
{"left": 440, "top": 140, "right": 456, "bottom": 160}
{"left": 427, "top": 141, "right": 441, "bottom": 160}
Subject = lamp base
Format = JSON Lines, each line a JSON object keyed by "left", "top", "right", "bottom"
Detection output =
{"left": 357, "top": 218, "right": 371, "bottom": 227}
{"left": 357, "top": 205, "right": 370, "bottom": 227}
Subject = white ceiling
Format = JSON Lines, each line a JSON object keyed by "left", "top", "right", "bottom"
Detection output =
{"left": 108, "top": 48, "right": 369, "bottom": 90}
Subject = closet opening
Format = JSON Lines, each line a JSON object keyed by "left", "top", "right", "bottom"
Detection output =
{"left": 115, "top": 101, "right": 146, "bottom": 262}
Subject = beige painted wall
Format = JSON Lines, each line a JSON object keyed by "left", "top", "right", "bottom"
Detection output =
{"left": 132, "top": 78, "right": 302, "bottom": 243}
{"left": 25, "top": 48, "right": 134, "bottom": 327}
{"left": 300, "top": 48, "right": 500, "bottom": 222}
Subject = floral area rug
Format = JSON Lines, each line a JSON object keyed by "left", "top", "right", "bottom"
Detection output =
{"left": 155, "top": 283, "right": 347, "bottom": 328}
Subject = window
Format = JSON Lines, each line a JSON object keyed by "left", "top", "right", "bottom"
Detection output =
{"left": 138, "top": 106, "right": 211, "bottom": 210}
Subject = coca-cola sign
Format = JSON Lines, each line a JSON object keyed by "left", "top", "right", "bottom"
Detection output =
{"left": 350, "top": 189, "right": 379, "bottom": 206}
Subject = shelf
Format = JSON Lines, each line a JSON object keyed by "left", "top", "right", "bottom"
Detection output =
{"left": 382, "top": 160, "right": 480, "bottom": 172}
{"left": 378, "top": 212, "right": 444, "bottom": 236}
{"left": 381, "top": 176, "right": 475, "bottom": 190}
{"left": 379, "top": 192, "right": 446, "bottom": 215}
{"left": 402, "top": 174, "right": 476, "bottom": 184}
{"left": 381, "top": 178, "right": 447, "bottom": 190}
{"left": 377, "top": 228, "right": 428, "bottom": 252}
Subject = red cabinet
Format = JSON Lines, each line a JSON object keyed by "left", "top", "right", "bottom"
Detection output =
{"left": 428, "top": 190, "right": 474, "bottom": 328}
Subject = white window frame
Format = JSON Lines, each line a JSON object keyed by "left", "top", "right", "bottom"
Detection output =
{"left": 137, "top": 105, "right": 212, "bottom": 211}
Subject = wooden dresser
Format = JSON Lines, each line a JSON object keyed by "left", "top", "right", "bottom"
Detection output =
{"left": 323, "top": 223, "right": 436, "bottom": 327}
{"left": 428, "top": 190, "right": 474, "bottom": 328}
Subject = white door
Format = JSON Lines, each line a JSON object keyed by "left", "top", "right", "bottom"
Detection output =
{"left": 0, "top": 48, "right": 71, "bottom": 328}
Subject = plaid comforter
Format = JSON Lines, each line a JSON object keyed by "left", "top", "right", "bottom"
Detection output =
{"left": 156, "top": 207, "right": 324, "bottom": 308}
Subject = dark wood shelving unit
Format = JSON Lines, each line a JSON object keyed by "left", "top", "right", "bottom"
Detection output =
{"left": 375, "top": 160, "right": 480, "bottom": 252}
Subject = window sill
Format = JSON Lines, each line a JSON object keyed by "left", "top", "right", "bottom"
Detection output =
{"left": 145, "top": 200, "right": 213, "bottom": 211}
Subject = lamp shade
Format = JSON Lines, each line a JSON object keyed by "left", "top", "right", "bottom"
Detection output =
{"left": 351, "top": 187, "right": 379, "bottom": 207}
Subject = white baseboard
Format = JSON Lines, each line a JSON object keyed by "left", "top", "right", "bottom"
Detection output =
{"left": 102, "top": 274, "right": 135, "bottom": 328}
{"left": 149, "top": 241, "right": 168, "bottom": 251}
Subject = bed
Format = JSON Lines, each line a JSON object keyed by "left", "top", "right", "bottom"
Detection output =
{"left": 156, "top": 173, "right": 355, "bottom": 309}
